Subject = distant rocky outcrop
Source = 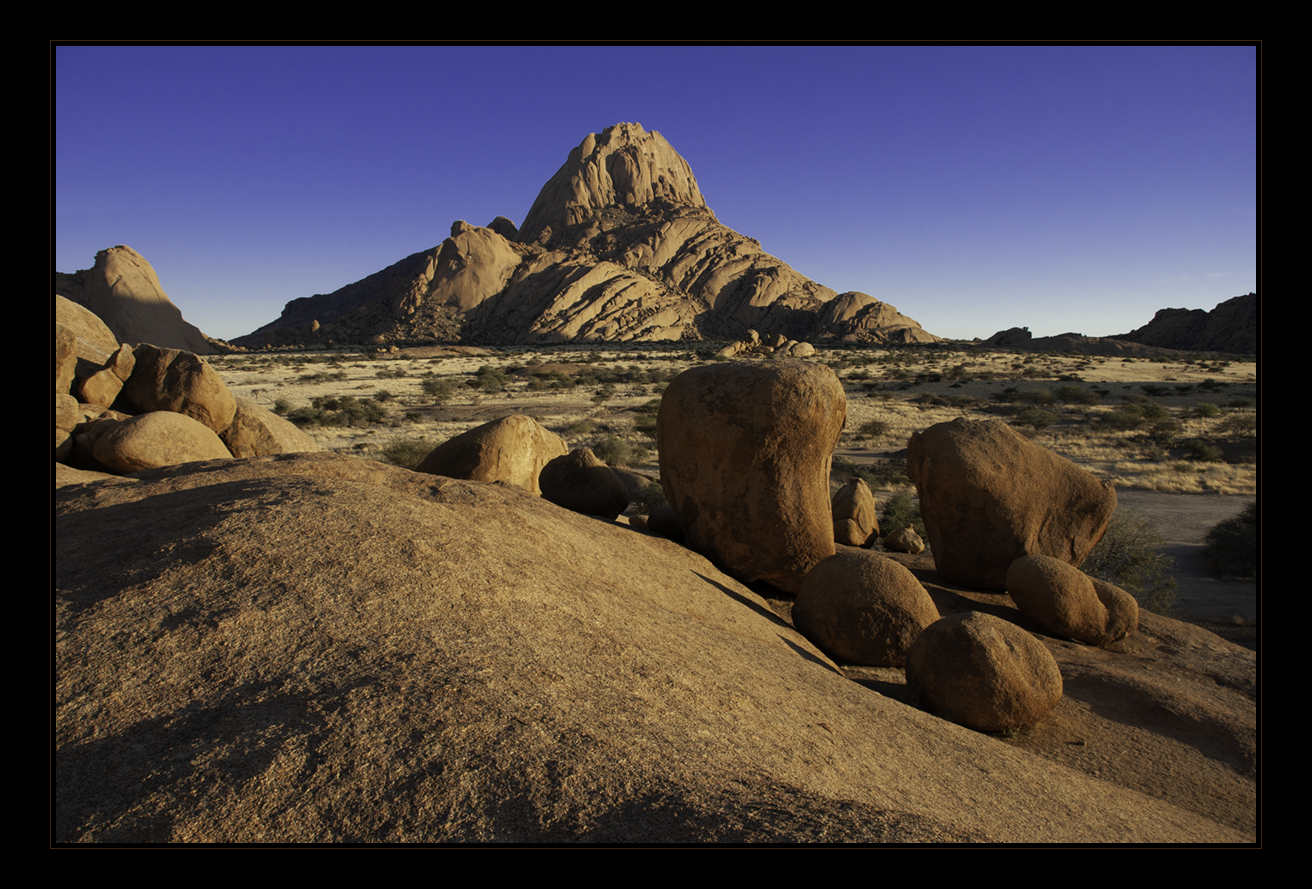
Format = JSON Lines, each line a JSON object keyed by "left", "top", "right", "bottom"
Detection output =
{"left": 980, "top": 292, "right": 1258, "bottom": 356}
{"left": 56, "top": 246, "right": 219, "bottom": 355}
{"left": 1111, "top": 293, "right": 1257, "bottom": 354}
{"left": 236, "top": 123, "right": 939, "bottom": 348}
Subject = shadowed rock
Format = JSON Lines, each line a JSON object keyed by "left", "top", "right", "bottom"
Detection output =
{"left": 55, "top": 246, "right": 216, "bottom": 354}
{"left": 1006, "top": 554, "right": 1139, "bottom": 647}
{"left": 539, "top": 447, "right": 630, "bottom": 520}
{"left": 220, "top": 399, "right": 321, "bottom": 459}
{"left": 122, "top": 344, "right": 237, "bottom": 434}
{"left": 832, "top": 477, "right": 879, "bottom": 547}
{"left": 906, "top": 611, "right": 1064, "bottom": 734}
{"left": 793, "top": 551, "right": 939, "bottom": 666}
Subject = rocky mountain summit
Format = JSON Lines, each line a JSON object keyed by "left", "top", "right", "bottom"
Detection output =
{"left": 236, "top": 123, "right": 938, "bottom": 348}
{"left": 56, "top": 246, "right": 220, "bottom": 355}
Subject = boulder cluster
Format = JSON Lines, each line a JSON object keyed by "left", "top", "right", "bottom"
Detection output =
{"left": 55, "top": 296, "right": 319, "bottom": 479}
{"left": 714, "top": 329, "right": 817, "bottom": 360}
{"left": 645, "top": 362, "right": 1133, "bottom": 735}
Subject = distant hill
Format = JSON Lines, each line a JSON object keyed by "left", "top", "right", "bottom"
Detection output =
{"left": 1110, "top": 293, "right": 1257, "bottom": 354}
{"left": 235, "top": 122, "right": 938, "bottom": 348}
{"left": 980, "top": 293, "right": 1258, "bottom": 356}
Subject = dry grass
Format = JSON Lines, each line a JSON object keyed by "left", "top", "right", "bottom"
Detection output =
{"left": 210, "top": 345, "right": 1256, "bottom": 497}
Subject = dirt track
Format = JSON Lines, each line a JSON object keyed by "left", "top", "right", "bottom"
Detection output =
{"left": 1113, "top": 490, "right": 1257, "bottom": 648}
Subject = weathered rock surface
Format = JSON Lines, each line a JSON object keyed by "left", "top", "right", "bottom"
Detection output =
{"left": 220, "top": 398, "right": 321, "bottom": 459}
{"left": 518, "top": 122, "right": 707, "bottom": 241}
{"left": 814, "top": 292, "right": 940, "bottom": 344}
{"left": 55, "top": 246, "right": 217, "bottom": 354}
{"left": 55, "top": 294, "right": 121, "bottom": 364}
{"left": 235, "top": 123, "right": 940, "bottom": 347}
{"left": 905, "top": 611, "right": 1064, "bottom": 734}
{"left": 1005, "top": 554, "right": 1138, "bottom": 647}
{"left": 538, "top": 447, "right": 630, "bottom": 520}
{"left": 90, "top": 411, "right": 233, "bottom": 474}
{"left": 72, "top": 344, "right": 136, "bottom": 409}
{"left": 658, "top": 361, "right": 846, "bottom": 593}
{"left": 55, "top": 453, "right": 1244, "bottom": 842}
{"left": 414, "top": 415, "right": 567, "bottom": 496}
{"left": 121, "top": 344, "right": 237, "bottom": 433}
{"left": 907, "top": 418, "right": 1117, "bottom": 591}
{"left": 792, "top": 551, "right": 939, "bottom": 666}
{"left": 882, "top": 525, "right": 926, "bottom": 554}
{"left": 832, "top": 477, "right": 879, "bottom": 547}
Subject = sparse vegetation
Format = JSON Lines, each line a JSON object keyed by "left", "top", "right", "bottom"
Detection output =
{"left": 209, "top": 345, "right": 1254, "bottom": 498}
{"left": 1082, "top": 509, "right": 1178, "bottom": 615}
{"left": 378, "top": 436, "right": 436, "bottom": 469}
{"left": 1204, "top": 501, "right": 1257, "bottom": 579}
{"left": 879, "top": 491, "right": 926, "bottom": 541}
{"left": 591, "top": 433, "right": 646, "bottom": 468}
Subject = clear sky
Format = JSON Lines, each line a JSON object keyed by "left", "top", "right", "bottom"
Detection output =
{"left": 54, "top": 44, "right": 1258, "bottom": 343}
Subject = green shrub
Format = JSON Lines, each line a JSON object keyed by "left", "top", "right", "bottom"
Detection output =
{"left": 469, "top": 367, "right": 511, "bottom": 391}
{"left": 421, "top": 378, "right": 458, "bottom": 402}
{"left": 591, "top": 434, "right": 645, "bottom": 468}
{"left": 1191, "top": 402, "right": 1221, "bottom": 418}
{"left": 857, "top": 419, "right": 889, "bottom": 439}
{"left": 1082, "top": 509, "right": 1178, "bottom": 615}
{"left": 1217, "top": 413, "right": 1257, "bottom": 436}
{"left": 287, "top": 395, "right": 388, "bottom": 428}
{"left": 1054, "top": 385, "right": 1102, "bottom": 405}
{"left": 1204, "top": 501, "right": 1257, "bottom": 579}
{"left": 879, "top": 491, "right": 925, "bottom": 540}
{"left": 378, "top": 437, "right": 436, "bottom": 469}
{"left": 1012, "top": 407, "right": 1057, "bottom": 431}
{"left": 1183, "top": 439, "right": 1224, "bottom": 462}
{"left": 635, "top": 480, "right": 667, "bottom": 513}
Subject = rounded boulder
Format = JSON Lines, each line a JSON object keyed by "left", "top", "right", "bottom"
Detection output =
{"left": 539, "top": 447, "right": 630, "bottom": 520}
{"left": 1006, "top": 554, "right": 1138, "bottom": 647}
{"left": 793, "top": 551, "right": 939, "bottom": 666}
{"left": 415, "top": 415, "right": 567, "bottom": 496}
{"left": 657, "top": 360, "right": 846, "bottom": 593}
{"left": 907, "top": 418, "right": 1117, "bottom": 590}
{"left": 91, "top": 411, "right": 233, "bottom": 474}
{"left": 905, "top": 612, "right": 1063, "bottom": 734}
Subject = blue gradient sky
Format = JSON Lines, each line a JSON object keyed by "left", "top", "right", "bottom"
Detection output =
{"left": 54, "top": 45, "right": 1258, "bottom": 343}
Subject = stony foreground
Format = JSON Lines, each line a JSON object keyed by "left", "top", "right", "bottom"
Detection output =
{"left": 55, "top": 453, "right": 1251, "bottom": 843}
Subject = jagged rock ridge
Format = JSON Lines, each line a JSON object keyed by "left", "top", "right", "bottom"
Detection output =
{"left": 236, "top": 123, "right": 937, "bottom": 347}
